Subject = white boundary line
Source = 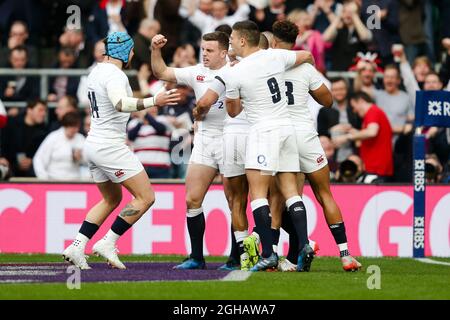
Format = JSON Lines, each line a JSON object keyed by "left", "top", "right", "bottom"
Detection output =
{"left": 415, "top": 258, "right": 450, "bottom": 266}
{"left": 221, "top": 270, "right": 252, "bottom": 282}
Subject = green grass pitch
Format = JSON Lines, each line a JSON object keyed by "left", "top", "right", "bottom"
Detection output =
{"left": 1, "top": 254, "right": 449, "bottom": 300}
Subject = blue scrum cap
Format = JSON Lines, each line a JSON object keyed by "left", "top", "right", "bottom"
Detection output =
{"left": 104, "top": 31, "right": 134, "bottom": 64}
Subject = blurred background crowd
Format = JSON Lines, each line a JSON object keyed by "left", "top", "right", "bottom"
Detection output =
{"left": 0, "top": 0, "right": 449, "bottom": 184}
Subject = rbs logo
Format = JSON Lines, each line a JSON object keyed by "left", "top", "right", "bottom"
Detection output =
{"left": 428, "top": 100, "right": 450, "bottom": 117}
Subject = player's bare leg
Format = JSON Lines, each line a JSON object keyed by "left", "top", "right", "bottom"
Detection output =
{"left": 306, "top": 165, "right": 362, "bottom": 271}
{"left": 246, "top": 169, "right": 278, "bottom": 271}
{"left": 63, "top": 181, "right": 123, "bottom": 270}
{"left": 276, "top": 172, "right": 314, "bottom": 272}
{"left": 174, "top": 163, "right": 217, "bottom": 269}
{"left": 93, "top": 170, "right": 155, "bottom": 269}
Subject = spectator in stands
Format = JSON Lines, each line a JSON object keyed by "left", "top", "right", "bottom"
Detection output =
{"left": 0, "top": 99, "right": 48, "bottom": 177}
{"left": 59, "top": 27, "right": 90, "bottom": 68}
{"left": 181, "top": 0, "right": 250, "bottom": 35}
{"left": 251, "top": 0, "right": 287, "bottom": 32}
{"left": 0, "top": 46, "right": 39, "bottom": 102}
{"left": 425, "top": 154, "right": 444, "bottom": 184}
{"left": 323, "top": 0, "right": 372, "bottom": 71}
{"left": 360, "top": 0, "right": 400, "bottom": 66}
{"left": 334, "top": 154, "right": 379, "bottom": 183}
{"left": 83, "top": 113, "right": 91, "bottom": 136}
{"left": 318, "top": 77, "right": 361, "bottom": 162}
{"left": 159, "top": 83, "right": 194, "bottom": 179}
{"left": 374, "top": 65, "right": 414, "bottom": 142}
{"left": 346, "top": 91, "right": 393, "bottom": 181}
{"left": 397, "top": 0, "right": 427, "bottom": 65}
{"left": 132, "top": 19, "right": 161, "bottom": 71}
{"left": 87, "top": 0, "right": 127, "bottom": 43}
{"left": 440, "top": 38, "right": 450, "bottom": 89}
{"left": 0, "top": 21, "right": 38, "bottom": 67}
{"left": 171, "top": 44, "right": 197, "bottom": 68}
{"left": 47, "top": 48, "right": 80, "bottom": 102}
{"left": 288, "top": 9, "right": 329, "bottom": 73}
{"left": 49, "top": 95, "right": 78, "bottom": 132}
{"left": 33, "top": 112, "right": 85, "bottom": 181}
{"left": 397, "top": 45, "right": 432, "bottom": 98}
{"left": 352, "top": 54, "right": 381, "bottom": 97}
{"left": 127, "top": 107, "right": 173, "bottom": 179}
{"left": 307, "top": 0, "right": 342, "bottom": 33}
{"left": 77, "top": 40, "right": 106, "bottom": 108}
{"left": 0, "top": 99, "right": 7, "bottom": 129}
{"left": 153, "top": 0, "right": 184, "bottom": 63}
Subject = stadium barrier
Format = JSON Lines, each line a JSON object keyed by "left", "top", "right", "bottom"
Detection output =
{"left": 0, "top": 182, "right": 448, "bottom": 257}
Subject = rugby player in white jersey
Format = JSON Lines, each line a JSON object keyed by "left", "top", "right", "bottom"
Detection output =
{"left": 62, "top": 32, "right": 180, "bottom": 270}
{"left": 151, "top": 31, "right": 234, "bottom": 269}
{"left": 195, "top": 34, "right": 273, "bottom": 271}
{"left": 270, "top": 20, "right": 362, "bottom": 272}
{"left": 201, "top": 20, "right": 315, "bottom": 271}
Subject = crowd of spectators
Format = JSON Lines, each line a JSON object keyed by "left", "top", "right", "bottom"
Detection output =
{"left": 0, "top": 0, "right": 450, "bottom": 183}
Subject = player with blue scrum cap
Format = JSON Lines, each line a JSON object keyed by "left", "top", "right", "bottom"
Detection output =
{"left": 62, "top": 31, "right": 180, "bottom": 270}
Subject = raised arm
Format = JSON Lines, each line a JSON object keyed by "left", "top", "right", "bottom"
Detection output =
{"left": 151, "top": 34, "right": 177, "bottom": 82}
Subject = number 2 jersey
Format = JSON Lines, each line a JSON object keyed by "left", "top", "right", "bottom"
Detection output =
{"left": 86, "top": 62, "right": 133, "bottom": 144}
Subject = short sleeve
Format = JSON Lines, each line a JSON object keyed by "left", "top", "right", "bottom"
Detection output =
{"left": 224, "top": 68, "right": 240, "bottom": 100}
{"left": 306, "top": 64, "right": 324, "bottom": 91}
{"left": 209, "top": 76, "right": 226, "bottom": 96}
{"left": 174, "top": 66, "right": 197, "bottom": 86}
{"left": 365, "top": 107, "right": 381, "bottom": 126}
{"left": 105, "top": 72, "right": 128, "bottom": 94}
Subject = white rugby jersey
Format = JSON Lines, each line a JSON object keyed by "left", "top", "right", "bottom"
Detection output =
{"left": 209, "top": 67, "right": 249, "bottom": 134}
{"left": 223, "top": 49, "right": 297, "bottom": 127}
{"left": 174, "top": 63, "right": 227, "bottom": 136}
{"left": 86, "top": 63, "right": 132, "bottom": 143}
{"left": 283, "top": 63, "right": 324, "bottom": 132}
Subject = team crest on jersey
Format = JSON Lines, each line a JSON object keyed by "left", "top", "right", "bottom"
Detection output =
{"left": 316, "top": 155, "right": 324, "bottom": 164}
{"left": 196, "top": 75, "right": 206, "bottom": 82}
{"left": 115, "top": 170, "right": 125, "bottom": 178}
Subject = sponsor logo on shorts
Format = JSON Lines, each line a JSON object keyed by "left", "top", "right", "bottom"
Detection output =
{"left": 196, "top": 75, "right": 205, "bottom": 82}
{"left": 294, "top": 207, "right": 304, "bottom": 212}
{"left": 316, "top": 155, "right": 324, "bottom": 164}
{"left": 257, "top": 155, "right": 266, "bottom": 166}
{"left": 115, "top": 170, "right": 125, "bottom": 178}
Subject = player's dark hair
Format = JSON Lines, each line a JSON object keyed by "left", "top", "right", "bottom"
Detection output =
{"left": 61, "top": 111, "right": 81, "bottom": 128}
{"left": 202, "top": 31, "right": 230, "bottom": 51}
{"left": 272, "top": 20, "right": 299, "bottom": 45}
{"left": 350, "top": 91, "right": 374, "bottom": 104}
{"left": 259, "top": 33, "right": 269, "bottom": 49}
{"left": 232, "top": 20, "right": 260, "bottom": 47}
{"left": 215, "top": 24, "right": 232, "bottom": 37}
